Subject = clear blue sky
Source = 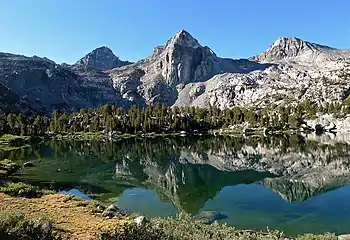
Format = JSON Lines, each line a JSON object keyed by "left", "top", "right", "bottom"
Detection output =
{"left": 0, "top": 0, "right": 349, "bottom": 64}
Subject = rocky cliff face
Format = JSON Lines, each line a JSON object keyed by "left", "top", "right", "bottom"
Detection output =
{"left": 1, "top": 30, "right": 350, "bottom": 113}
{"left": 75, "top": 46, "right": 131, "bottom": 71}
{"left": 0, "top": 84, "right": 27, "bottom": 114}
{"left": 110, "top": 30, "right": 270, "bottom": 107}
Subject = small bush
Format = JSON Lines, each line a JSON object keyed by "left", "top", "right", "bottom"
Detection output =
{"left": 0, "top": 182, "right": 44, "bottom": 198}
{"left": 0, "top": 211, "right": 58, "bottom": 240}
{"left": 150, "top": 214, "right": 242, "bottom": 240}
{"left": 99, "top": 221, "right": 172, "bottom": 240}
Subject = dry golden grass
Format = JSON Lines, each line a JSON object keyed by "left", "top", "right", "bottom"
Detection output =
{"left": 0, "top": 193, "right": 129, "bottom": 240}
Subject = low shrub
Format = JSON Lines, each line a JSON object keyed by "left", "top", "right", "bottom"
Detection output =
{"left": 99, "top": 221, "right": 172, "bottom": 240}
{"left": 0, "top": 211, "right": 58, "bottom": 240}
{"left": 99, "top": 214, "right": 338, "bottom": 240}
{"left": 297, "top": 234, "right": 338, "bottom": 240}
{"left": 150, "top": 214, "right": 247, "bottom": 240}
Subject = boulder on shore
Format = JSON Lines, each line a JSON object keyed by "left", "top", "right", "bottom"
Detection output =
{"left": 102, "top": 204, "right": 130, "bottom": 218}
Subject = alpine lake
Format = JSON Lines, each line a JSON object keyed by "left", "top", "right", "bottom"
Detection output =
{"left": 2, "top": 134, "right": 350, "bottom": 236}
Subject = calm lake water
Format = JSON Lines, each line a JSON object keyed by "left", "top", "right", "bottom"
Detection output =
{"left": 2, "top": 134, "right": 350, "bottom": 236}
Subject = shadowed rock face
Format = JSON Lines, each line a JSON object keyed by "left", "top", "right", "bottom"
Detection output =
{"left": 0, "top": 53, "right": 121, "bottom": 114}
{"left": 0, "top": 84, "right": 27, "bottom": 113}
{"left": 75, "top": 46, "right": 132, "bottom": 71}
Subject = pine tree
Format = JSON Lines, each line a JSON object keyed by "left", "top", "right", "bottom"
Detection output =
{"left": 105, "top": 115, "right": 115, "bottom": 132}
{"left": 50, "top": 111, "right": 59, "bottom": 133}
{"left": 33, "top": 115, "right": 42, "bottom": 135}
{"left": 6, "top": 113, "right": 15, "bottom": 134}
{"left": 0, "top": 111, "right": 7, "bottom": 134}
{"left": 58, "top": 113, "right": 68, "bottom": 132}
{"left": 90, "top": 115, "right": 100, "bottom": 132}
{"left": 16, "top": 113, "right": 26, "bottom": 136}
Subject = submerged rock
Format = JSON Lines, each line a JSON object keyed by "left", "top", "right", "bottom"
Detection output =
{"left": 196, "top": 210, "right": 228, "bottom": 224}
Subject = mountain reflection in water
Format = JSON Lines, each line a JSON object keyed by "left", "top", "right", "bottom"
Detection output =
{"left": 3, "top": 134, "right": 350, "bottom": 235}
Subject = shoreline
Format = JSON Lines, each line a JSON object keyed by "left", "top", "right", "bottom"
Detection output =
{"left": 0, "top": 192, "right": 342, "bottom": 240}
{"left": 0, "top": 129, "right": 337, "bottom": 151}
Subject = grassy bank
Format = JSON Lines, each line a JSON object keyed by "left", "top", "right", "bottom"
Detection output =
{"left": 0, "top": 134, "right": 43, "bottom": 152}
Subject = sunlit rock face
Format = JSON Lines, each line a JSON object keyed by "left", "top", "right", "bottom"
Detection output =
{"left": 251, "top": 37, "right": 335, "bottom": 62}
{"left": 111, "top": 31, "right": 350, "bottom": 109}
{"left": 109, "top": 29, "right": 253, "bottom": 107}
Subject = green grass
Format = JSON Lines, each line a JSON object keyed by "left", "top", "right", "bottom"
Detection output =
{"left": 0, "top": 134, "right": 41, "bottom": 152}
{"left": 0, "top": 134, "right": 27, "bottom": 142}
{"left": 55, "top": 132, "right": 105, "bottom": 141}
{"left": 74, "top": 132, "right": 104, "bottom": 140}
{"left": 0, "top": 159, "right": 19, "bottom": 168}
{"left": 0, "top": 160, "right": 20, "bottom": 179}
{"left": 0, "top": 182, "right": 55, "bottom": 198}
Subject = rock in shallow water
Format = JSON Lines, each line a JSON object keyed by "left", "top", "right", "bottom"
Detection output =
{"left": 23, "top": 161, "right": 36, "bottom": 168}
{"left": 196, "top": 210, "right": 228, "bottom": 224}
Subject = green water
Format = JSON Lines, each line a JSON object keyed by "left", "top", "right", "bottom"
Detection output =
{"left": 2, "top": 135, "right": 350, "bottom": 235}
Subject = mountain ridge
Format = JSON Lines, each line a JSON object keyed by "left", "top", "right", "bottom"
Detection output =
{"left": 75, "top": 46, "right": 132, "bottom": 71}
{"left": 251, "top": 36, "right": 338, "bottom": 62}
{"left": 0, "top": 29, "right": 350, "bottom": 114}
